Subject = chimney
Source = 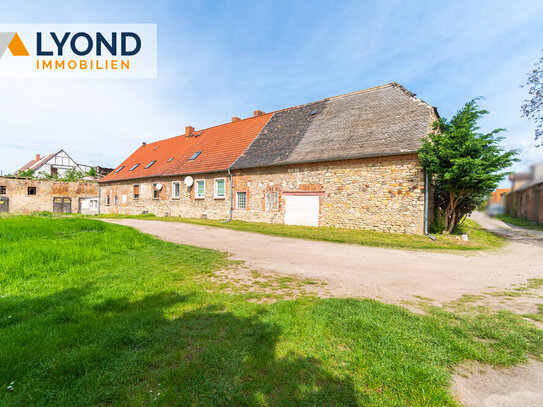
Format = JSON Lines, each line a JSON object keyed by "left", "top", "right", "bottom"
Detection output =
{"left": 36, "top": 154, "right": 41, "bottom": 161}
{"left": 185, "top": 126, "right": 195, "bottom": 137}
{"left": 141, "top": 142, "right": 147, "bottom": 147}
{"left": 232, "top": 116, "right": 241, "bottom": 122}
{"left": 253, "top": 110, "right": 265, "bottom": 117}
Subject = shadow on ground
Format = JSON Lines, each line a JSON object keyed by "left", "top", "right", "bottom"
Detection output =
{"left": 0, "top": 286, "right": 358, "bottom": 406}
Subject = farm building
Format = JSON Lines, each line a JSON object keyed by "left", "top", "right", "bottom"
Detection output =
{"left": 99, "top": 83, "right": 438, "bottom": 234}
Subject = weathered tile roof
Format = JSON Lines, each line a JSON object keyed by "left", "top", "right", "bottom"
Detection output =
{"left": 231, "top": 83, "right": 437, "bottom": 169}
{"left": 100, "top": 83, "right": 437, "bottom": 183}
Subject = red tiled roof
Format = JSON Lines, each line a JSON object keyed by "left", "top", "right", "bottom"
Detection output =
{"left": 100, "top": 113, "right": 273, "bottom": 182}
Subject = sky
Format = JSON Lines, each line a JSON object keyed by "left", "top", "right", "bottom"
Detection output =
{"left": 1, "top": 0, "right": 542, "bottom": 188}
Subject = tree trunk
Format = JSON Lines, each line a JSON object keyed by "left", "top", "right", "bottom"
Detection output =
{"left": 447, "top": 210, "right": 457, "bottom": 234}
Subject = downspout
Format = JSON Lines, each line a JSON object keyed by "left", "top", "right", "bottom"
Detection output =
{"left": 222, "top": 167, "right": 233, "bottom": 223}
{"left": 97, "top": 183, "right": 101, "bottom": 215}
{"left": 424, "top": 172, "right": 436, "bottom": 240}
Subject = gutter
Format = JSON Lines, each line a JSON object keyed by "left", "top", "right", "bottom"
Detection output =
{"left": 424, "top": 172, "right": 436, "bottom": 241}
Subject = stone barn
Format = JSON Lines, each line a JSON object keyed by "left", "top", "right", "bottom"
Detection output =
{"left": 99, "top": 83, "right": 438, "bottom": 234}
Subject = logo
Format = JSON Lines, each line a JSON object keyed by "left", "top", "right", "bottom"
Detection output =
{"left": 0, "top": 32, "right": 30, "bottom": 58}
{"left": 0, "top": 24, "right": 157, "bottom": 78}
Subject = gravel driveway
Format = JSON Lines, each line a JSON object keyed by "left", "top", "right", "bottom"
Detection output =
{"left": 103, "top": 213, "right": 543, "bottom": 306}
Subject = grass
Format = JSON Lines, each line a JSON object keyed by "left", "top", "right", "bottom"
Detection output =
{"left": 92, "top": 213, "right": 504, "bottom": 251}
{"left": 1, "top": 215, "right": 541, "bottom": 406}
{"left": 495, "top": 214, "right": 543, "bottom": 231}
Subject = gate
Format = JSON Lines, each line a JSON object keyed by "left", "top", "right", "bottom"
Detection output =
{"left": 53, "top": 197, "right": 72, "bottom": 213}
{"left": 0, "top": 197, "right": 8, "bottom": 212}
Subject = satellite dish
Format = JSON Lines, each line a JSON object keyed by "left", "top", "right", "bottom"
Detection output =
{"left": 184, "top": 176, "right": 194, "bottom": 187}
{"left": 155, "top": 183, "right": 163, "bottom": 190}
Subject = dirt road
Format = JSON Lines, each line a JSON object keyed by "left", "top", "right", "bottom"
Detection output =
{"left": 103, "top": 213, "right": 543, "bottom": 306}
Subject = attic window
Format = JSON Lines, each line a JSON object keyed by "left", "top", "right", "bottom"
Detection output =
{"left": 153, "top": 146, "right": 159, "bottom": 150}
{"left": 144, "top": 160, "right": 156, "bottom": 169}
{"left": 311, "top": 109, "right": 319, "bottom": 115}
{"left": 114, "top": 166, "right": 125, "bottom": 173}
{"left": 188, "top": 151, "right": 201, "bottom": 161}
{"left": 167, "top": 157, "right": 174, "bottom": 162}
{"left": 129, "top": 163, "right": 140, "bottom": 171}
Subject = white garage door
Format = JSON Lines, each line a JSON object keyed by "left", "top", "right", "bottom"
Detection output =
{"left": 284, "top": 195, "right": 320, "bottom": 227}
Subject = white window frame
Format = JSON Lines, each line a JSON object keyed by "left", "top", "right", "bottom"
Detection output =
{"left": 195, "top": 179, "right": 205, "bottom": 199}
{"left": 236, "top": 191, "right": 247, "bottom": 210}
{"left": 265, "top": 191, "right": 279, "bottom": 212}
{"left": 214, "top": 178, "right": 226, "bottom": 199}
{"left": 172, "top": 181, "right": 181, "bottom": 199}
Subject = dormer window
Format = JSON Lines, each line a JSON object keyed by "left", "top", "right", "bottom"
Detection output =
{"left": 168, "top": 157, "right": 174, "bottom": 162}
{"left": 129, "top": 163, "right": 140, "bottom": 171}
{"left": 189, "top": 151, "right": 201, "bottom": 161}
{"left": 114, "top": 166, "right": 125, "bottom": 173}
{"left": 144, "top": 160, "right": 156, "bottom": 169}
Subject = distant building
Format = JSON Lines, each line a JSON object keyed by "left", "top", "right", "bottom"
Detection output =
{"left": 16, "top": 150, "right": 112, "bottom": 178}
{"left": 505, "top": 163, "right": 543, "bottom": 224}
{"left": 490, "top": 188, "right": 510, "bottom": 205}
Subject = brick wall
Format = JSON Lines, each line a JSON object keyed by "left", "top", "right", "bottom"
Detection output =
{"left": 0, "top": 177, "right": 98, "bottom": 213}
{"left": 100, "top": 154, "right": 429, "bottom": 234}
{"left": 505, "top": 183, "right": 543, "bottom": 223}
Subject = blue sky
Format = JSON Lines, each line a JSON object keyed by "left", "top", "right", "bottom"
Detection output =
{"left": 1, "top": 0, "right": 542, "bottom": 187}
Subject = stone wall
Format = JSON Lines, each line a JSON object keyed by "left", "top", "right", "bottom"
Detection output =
{"left": 100, "top": 154, "right": 429, "bottom": 234}
{"left": 99, "top": 173, "right": 232, "bottom": 219}
{"left": 0, "top": 177, "right": 99, "bottom": 213}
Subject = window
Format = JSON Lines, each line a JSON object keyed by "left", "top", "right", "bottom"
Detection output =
{"left": 106, "top": 195, "right": 111, "bottom": 205}
{"left": 114, "top": 196, "right": 118, "bottom": 206}
{"left": 265, "top": 192, "right": 279, "bottom": 211}
{"left": 236, "top": 191, "right": 247, "bottom": 209}
{"left": 145, "top": 160, "right": 156, "bottom": 169}
{"left": 172, "top": 181, "right": 181, "bottom": 199}
{"left": 114, "top": 166, "right": 125, "bottom": 173}
{"left": 0, "top": 186, "right": 5, "bottom": 195}
{"left": 214, "top": 178, "right": 225, "bottom": 198}
{"left": 129, "top": 163, "right": 140, "bottom": 171}
{"left": 167, "top": 157, "right": 174, "bottom": 162}
{"left": 195, "top": 180, "right": 205, "bottom": 199}
{"left": 27, "top": 187, "right": 37, "bottom": 196}
{"left": 153, "top": 184, "right": 160, "bottom": 199}
{"left": 133, "top": 184, "right": 140, "bottom": 199}
{"left": 189, "top": 151, "right": 202, "bottom": 161}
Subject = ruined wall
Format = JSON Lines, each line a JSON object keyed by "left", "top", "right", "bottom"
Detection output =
{"left": 100, "top": 154, "right": 428, "bottom": 234}
{"left": 0, "top": 177, "right": 98, "bottom": 213}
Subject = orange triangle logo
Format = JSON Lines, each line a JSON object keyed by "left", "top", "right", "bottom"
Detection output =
{"left": 8, "top": 33, "right": 29, "bottom": 56}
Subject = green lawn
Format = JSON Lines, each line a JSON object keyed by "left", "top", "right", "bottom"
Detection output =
{"left": 496, "top": 214, "right": 543, "bottom": 231}
{"left": 1, "top": 215, "right": 541, "bottom": 406}
{"left": 94, "top": 213, "right": 504, "bottom": 251}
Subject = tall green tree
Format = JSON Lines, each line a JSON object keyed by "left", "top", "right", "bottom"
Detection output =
{"left": 419, "top": 99, "right": 518, "bottom": 233}
{"left": 522, "top": 49, "right": 543, "bottom": 147}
